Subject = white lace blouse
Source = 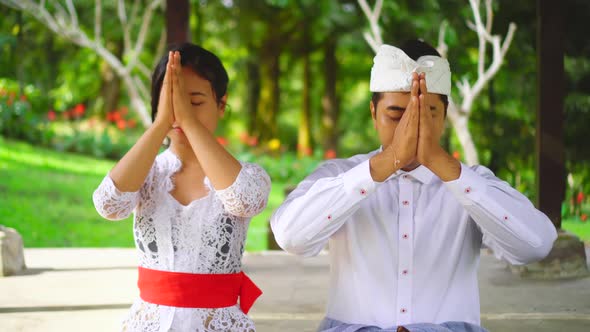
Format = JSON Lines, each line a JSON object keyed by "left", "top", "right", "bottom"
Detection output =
{"left": 92, "top": 149, "right": 271, "bottom": 332}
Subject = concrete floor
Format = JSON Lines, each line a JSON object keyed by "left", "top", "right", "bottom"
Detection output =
{"left": 1, "top": 248, "right": 589, "bottom": 331}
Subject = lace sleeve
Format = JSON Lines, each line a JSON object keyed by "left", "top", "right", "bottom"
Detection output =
{"left": 92, "top": 174, "right": 140, "bottom": 221}
{"left": 215, "top": 162, "right": 271, "bottom": 218}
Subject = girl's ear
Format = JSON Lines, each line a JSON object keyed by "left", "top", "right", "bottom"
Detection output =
{"left": 218, "top": 94, "right": 228, "bottom": 117}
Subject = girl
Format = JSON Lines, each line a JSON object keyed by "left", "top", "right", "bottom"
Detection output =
{"left": 93, "top": 43, "right": 270, "bottom": 332}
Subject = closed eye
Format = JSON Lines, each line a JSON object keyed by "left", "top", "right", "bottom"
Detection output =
{"left": 191, "top": 102, "right": 204, "bottom": 106}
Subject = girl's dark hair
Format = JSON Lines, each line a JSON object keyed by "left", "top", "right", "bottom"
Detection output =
{"left": 150, "top": 43, "right": 229, "bottom": 122}
{"left": 371, "top": 39, "right": 449, "bottom": 115}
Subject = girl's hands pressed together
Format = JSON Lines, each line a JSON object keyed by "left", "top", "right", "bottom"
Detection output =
{"left": 154, "top": 51, "right": 175, "bottom": 130}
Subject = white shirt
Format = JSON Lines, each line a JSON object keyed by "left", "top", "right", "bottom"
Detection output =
{"left": 93, "top": 149, "right": 271, "bottom": 332}
{"left": 271, "top": 149, "right": 556, "bottom": 328}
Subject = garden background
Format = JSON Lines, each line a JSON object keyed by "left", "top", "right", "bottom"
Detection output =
{"left": 1, "top": 0, "right": 589, "bottom": 252}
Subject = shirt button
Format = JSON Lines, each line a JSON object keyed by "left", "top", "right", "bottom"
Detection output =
{"left": 465, "top": 187, "right": 472, "bottom": 194}
{"left": 360, "top": 189, "right": 367, "bottom": 195}
{"left": 402, "top": 234, "right": 409, "bottom": 239}
{"left": 403, "top": 175, "right": 410, "bottom": 179}
{"left": 400, "top": 308, "right": 407, "bottom": 314}
{"left": 327, "top": 215, "right": 332, "bottom": 221}
{"left": 503, "top": 216, "right": 509, "bottom": 221}
{"left": 402, "top": 200, "right": 409, "bottom": 206}
{"left": 402, "top": 269, "right": 409, "bottom": 275}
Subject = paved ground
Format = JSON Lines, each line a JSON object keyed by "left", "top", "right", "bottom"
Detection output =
{"left": 1, "top": 248, "right": 589, "bottom": 332}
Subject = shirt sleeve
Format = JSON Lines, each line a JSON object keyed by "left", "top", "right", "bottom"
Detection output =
{"left": 444, "top": 164, "right": 557, "bottom": 265}
{"left": 215, "top": 162, "right": 271, "bottom": 218}
{"left": 271, "top": 159, "right": 379, "bottom": 257}
{"left": 92, "top": 174, "right": 140, "bottom": 221}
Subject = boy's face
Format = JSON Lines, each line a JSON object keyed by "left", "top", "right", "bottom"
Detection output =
{"left": 370, "top": 91, "right": 446, "bottom": 153}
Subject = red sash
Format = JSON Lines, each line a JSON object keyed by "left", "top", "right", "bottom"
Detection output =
{"left": 137, "top": 266, "right": 262, "bottom": 314}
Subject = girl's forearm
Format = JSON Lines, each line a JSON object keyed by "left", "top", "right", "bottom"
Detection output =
{"left": 109, "top": 121, "right": 170, "bottom": 192}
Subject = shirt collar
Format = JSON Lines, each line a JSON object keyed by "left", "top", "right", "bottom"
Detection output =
{"left": 374, "top": 147, "right": 436, "bottom": 184}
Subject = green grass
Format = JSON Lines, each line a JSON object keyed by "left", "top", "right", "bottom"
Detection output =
{"left": 562, "top": 218, "right": 590, "bottom": 243}
{"left": 0, "top": 137, "right": 283, "bottom": 251}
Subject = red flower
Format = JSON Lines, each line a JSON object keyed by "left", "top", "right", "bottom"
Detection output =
{"left": 20, "top": 94, "right": 27, "bottom": 102}
{"left": 581, "top": 214, "right": 588, "bottom": 222}
{"left": 127, "top": 119, "right": 137, "bottom": 128}
{"left": 324, "top": 149, "right": 337, "bottom": 159}
{"left": 217, "top": 137, "right": 228, "bottom": 146}
{"left": 112, "top": 111, "right": 122, "bottom": 122}
{"left": 47, "top": 110, "right": 56, "bottom": 121}
{"left": 116, "top": 119, "right": 126, "bottom": 130}
{"left": 73, "top": 103, "right": 85, "bottom": 117}
{"left": 452, "top": 151, "right": 461, "bottom": 159}
{"left": 247, "top": 136, "right": 258, "bottom": 147}
{"left": 577, "top": 192, "right": 584, "bottom": 205}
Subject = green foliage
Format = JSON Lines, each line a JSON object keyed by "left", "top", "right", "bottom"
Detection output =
{"left": 1, "top": 0, "right": 589, "bottom": 237}
{"left": 0, "top": 78, "right": 53, "bottom": 145}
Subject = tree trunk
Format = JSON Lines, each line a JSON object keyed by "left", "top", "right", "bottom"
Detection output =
{"left": 447, "top": 102, "right": 479, "bottom": 165}
{"left": 297, "top": 50, "right": 312, "bottom": 157}
{"left": 256, "top": 39, "right": 280, "bottom": 142}
{"left": 166, "top": 0, "right": 190, "bottom": 45}
{"left": 487, "top": 79, "right": 499, "bottom": 173}
{"left": 246, "top": 53, "right": 260, "bottom": 134}
{"left": 99, "top": 63, "right": 122, "bottom": 114}
{"left": 121, "top": 74, "right": 151, "bottom": 126}
{"left": 97, "top": 40, "right": 124, "bottom": 115}
{"left": 321, "top": 35, "right": 339, "bottom": 153}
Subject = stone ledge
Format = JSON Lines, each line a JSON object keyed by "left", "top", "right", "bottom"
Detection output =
{"left": 510, "top": 231, "right": 588, "bottom": 279}
{"left": 0, "top": 225, "right": 26, "bottom": 277}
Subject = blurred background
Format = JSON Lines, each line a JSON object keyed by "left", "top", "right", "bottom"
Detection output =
{"left": 0, "top": 0, "right": 589, "bottom": 252}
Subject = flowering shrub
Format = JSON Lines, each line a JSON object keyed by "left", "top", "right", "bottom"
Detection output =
{"left": 0, "top": 81, "right": 52, "bottom": 145}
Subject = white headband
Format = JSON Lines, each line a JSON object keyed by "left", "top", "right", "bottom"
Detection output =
{"left": 370, "top": 44, "right": 451, "bottom": 95}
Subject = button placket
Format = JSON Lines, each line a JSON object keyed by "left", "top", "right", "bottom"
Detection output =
{"left": 396, "top": 177, "right": 413, "bottom": 325}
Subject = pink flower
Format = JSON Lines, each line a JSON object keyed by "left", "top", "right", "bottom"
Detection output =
{"left": 452, "top": 151, "right": 460, "bottom": 159}
{"left": 47, "top": 110, "right": 56, "bottom": 121}
{"left": 577, "top": 192, "right": 584, "bottom": 205}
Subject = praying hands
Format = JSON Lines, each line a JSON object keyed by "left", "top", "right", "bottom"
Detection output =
{"left": 370, "top": 72, "right": 461, "bottom": 182}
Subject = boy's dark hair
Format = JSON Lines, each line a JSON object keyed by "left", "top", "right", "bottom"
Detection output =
{"left": 150, "top": 43, "right": 229, "bottom": 122}
{"left": 371, "top": 39, "right": 449, "bottom": 115}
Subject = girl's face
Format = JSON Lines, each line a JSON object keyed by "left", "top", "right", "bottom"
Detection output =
{"left": 168, "top": 66, "right": 227, "bottom": 145}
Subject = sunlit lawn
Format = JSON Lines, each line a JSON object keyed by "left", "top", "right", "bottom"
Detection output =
{"left": 562, "top": 218, "right": 590, "bottom": 242}
{"left": 0, "top": 137, "right": 282, "bottom": 251}
{"left": 2, "top": 137, "right": 589, "bottom": 251}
